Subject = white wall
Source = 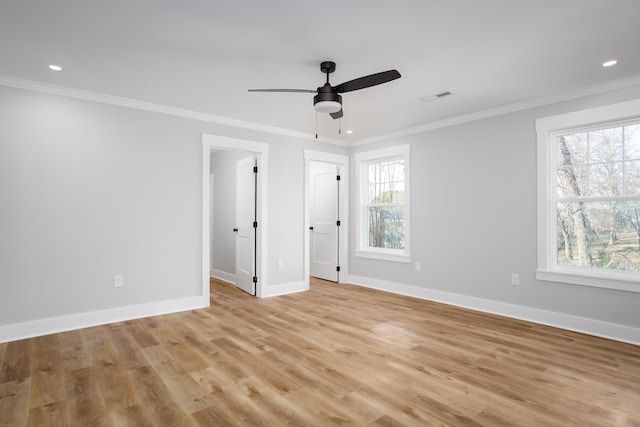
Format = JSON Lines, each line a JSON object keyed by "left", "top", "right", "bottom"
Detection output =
{"left": 348, "top": 85, "right": 640, "bottom": 343}
{"left": 0, "top": 83, "right": 347, "bottom": 341}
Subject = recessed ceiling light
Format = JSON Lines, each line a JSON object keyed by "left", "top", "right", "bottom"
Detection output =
{"left": 602, "top": 59, "right": 618, "bottom": 67}
{"left": 346, "top": 130, "right": 353, "bottom": 134}
{"left": 48, "top": 64, "right": 62, "bottom": 71}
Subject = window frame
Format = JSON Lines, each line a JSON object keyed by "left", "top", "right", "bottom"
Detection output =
{"left": 536, "top": 99, "right": 640, "bottom": 292}
{"left": 354, "top": 144, "right": 411, "bottom": 263}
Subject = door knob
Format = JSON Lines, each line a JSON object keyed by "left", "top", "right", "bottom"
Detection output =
{"left": 233, "top": 228, "right": 238, "bottom": 232}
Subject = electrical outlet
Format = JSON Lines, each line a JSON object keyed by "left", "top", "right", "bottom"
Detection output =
{"left": 113, "top": 275, "right": 124, "bottom": 288}
{"left": 277, "top": 260, "right": 284, "bottom": 270}
{"left": 415, "top": 262, "right": 421, "bottom": 272}
{"left": 511, "top": 273, "right": 520, "bottom": 286}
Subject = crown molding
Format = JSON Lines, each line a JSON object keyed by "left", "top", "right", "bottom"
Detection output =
{"left": 0, "top": 74, "right": 346, "bottom": 147}
{"left": 4, "top": 73, "right": 640, "bottom": 148}
{"left": 351, "top": 73, "right": 640, "bottom": 146}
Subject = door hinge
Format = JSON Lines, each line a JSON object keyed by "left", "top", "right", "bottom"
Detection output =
{"left": 336, "top": 220, "right": 341, "bottom": 226}
{"left": 336, "top": 175, "right": 341, "bottom": 181}
{"left": 252, "top": 276, "right": 258, "bottom": 283}
{"left": 253, "top": 166, "right": 258, "bottom": 173}
{"left": 253, "top": 221, "right": 258, "bottom": 228}
{"left": 336, "top": 266, "right": 341, "bottom": 272}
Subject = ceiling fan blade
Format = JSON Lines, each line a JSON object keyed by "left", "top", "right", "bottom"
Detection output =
{"left": 248, "top": 89, "right": 316, "bottom": 93}
{"left": 330, "top": 108, "right": 343, "bottom": 119}
{"left": 334, "top": 70, "right": 401, "bottom": 93}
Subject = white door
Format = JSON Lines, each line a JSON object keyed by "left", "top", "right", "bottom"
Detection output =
{"left": 235, "top": 155, "right": 256, "bottom": 295}
{"left": 310, "top": 162, "right": 339, "bottom": 282}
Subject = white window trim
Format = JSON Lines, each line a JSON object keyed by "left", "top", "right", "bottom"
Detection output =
{"left": 354, "top": 144, "right": 411, "bottom": 263}
{"left": 536, "top": 98, "right": 640, "bottom": 293}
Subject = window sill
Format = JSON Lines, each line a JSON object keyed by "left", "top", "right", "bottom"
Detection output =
{"left": 355, "top": 250, "right": 411, "bottom": 263}
{"left": 536, "top": 268, "right": 640, "bottom": 293}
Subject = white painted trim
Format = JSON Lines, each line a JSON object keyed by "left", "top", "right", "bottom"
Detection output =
{"left": 352, "top": 73, "right": 640, "bottom": 146}
{"left": 211, "top": 269, "right": 236, "bottom": 285}
{"left": 0, "top": 74, "right": 345, "bottom": 146}
{"left": 347, "top": 275, "right": 640, "bottom": 346}
{"left": 202, "top": 134, "right": 269, "bottom": 298}
{"left": 304, "top": 150, "right": 350, "bottom": 284}
{"left": 354, "top": 250, "right": 411, "bottom": 263}
{"left": 0, "top": 296, "right": 208, "bottom": 344}
{"left": 262, "top": 281, "right": 308, "bottom": 298}
{"left": 202, "top": 147, "right": 212, "bottom": 302}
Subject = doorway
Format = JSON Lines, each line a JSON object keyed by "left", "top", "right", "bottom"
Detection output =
{"left": 304, "top": 150, "right": 349, "bottom": 285}
{"left": 202, "top": 134, "right": 269, "bottom": 298}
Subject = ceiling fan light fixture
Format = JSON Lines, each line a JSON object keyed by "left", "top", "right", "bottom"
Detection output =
{"left": 314, "top": 90, "right": 342, "bottom": 114}
{"left": 314, "top": 100, "right": 342, "bottom": 114}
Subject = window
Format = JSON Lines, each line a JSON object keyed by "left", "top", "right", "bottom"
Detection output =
{"left": 355, "top": 145, "right": 410, "bottom": 262}
{"left": 536, "top": 99, "right": 640, "bottom": 292}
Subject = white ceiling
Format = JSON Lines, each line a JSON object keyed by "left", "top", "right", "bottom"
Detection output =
{"left": 1, "top": 0, "right": 640, "bottom": 144}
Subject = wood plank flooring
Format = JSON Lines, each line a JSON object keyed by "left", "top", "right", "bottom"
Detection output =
{"left": 1, "top": 278, "right": 639, "bottom": 426}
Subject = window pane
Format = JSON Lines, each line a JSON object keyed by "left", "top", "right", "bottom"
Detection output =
{"left": 589, "top": 128, "right": 623, "bottom": 164}
{"left": 557, "top": 135, "right": 588, "bottom": 196}
{"left": 367, "top": 160, "right": 405, "bottom": 205}
{"left": 367, "top": 206, "right": 405, "bottom": 249}
{"left": 625, "top": 160, "right": 640, "bottom": 195}
{"left": 557, "top": 164, "right": 587, "bottom": 197}
{"left": 625, "top": 124, "right": 640, "bottom": 160}
{"left": 589, "top": 161, "right": 622, "bottom": 196}
{"left": 558, "top": 133, "right": 587, "bottom": 166}
{"left": 557, "top": 200, "right": 640, "bottom": 272}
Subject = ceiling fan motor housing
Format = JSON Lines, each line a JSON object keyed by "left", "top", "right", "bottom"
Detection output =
{"left": 314, "top": 83, "right": 342, "bottom": 113}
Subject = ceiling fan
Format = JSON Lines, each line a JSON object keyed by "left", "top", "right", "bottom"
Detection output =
{"left": 248, "top": 61, "right": 401, "bottom": 119}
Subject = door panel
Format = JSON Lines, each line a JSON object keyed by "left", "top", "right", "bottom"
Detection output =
{"left": 310, "top": 162, "right": 339, "bottom": 282}
{"left": 235, "top": 155, "right": 255, "bottom": 295}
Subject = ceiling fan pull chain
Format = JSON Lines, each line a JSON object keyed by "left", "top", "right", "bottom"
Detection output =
{"left": 338, "top": 118, "right": 341, "bottom": 135}
{"left": 315, "top": 111, "right": 318, "bottom": 139}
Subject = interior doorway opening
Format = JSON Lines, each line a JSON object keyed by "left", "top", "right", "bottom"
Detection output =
{"left": 202, "top": 134, "right": 269, "bottom": 299}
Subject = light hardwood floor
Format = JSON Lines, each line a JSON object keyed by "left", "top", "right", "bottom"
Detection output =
{"left": 1, "top": 278, "right": 639, "bottom": 426}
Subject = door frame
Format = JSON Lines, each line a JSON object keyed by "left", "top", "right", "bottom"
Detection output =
{"left": 202, "top": 134, "right": 269, "bottom": 298}
{"left": 304, "top": 150, "right": 349, "bottom": 285}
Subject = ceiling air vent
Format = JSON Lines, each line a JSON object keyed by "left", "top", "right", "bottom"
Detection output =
{"left": 420, "top": 91, "right": 454, "bottom": 103}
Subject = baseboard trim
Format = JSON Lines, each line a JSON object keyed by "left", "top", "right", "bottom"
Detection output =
{"left": 0, "top": 295, "right": 209, "bottom": 344}
{"left": 261, "top": 281, "right": 308, "bottom": 298}
{"left": 347, "top": 275, "right": 640, "bottom": 346}
{"left": 211, "top": 269, "right": 236, "bottom": 285}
